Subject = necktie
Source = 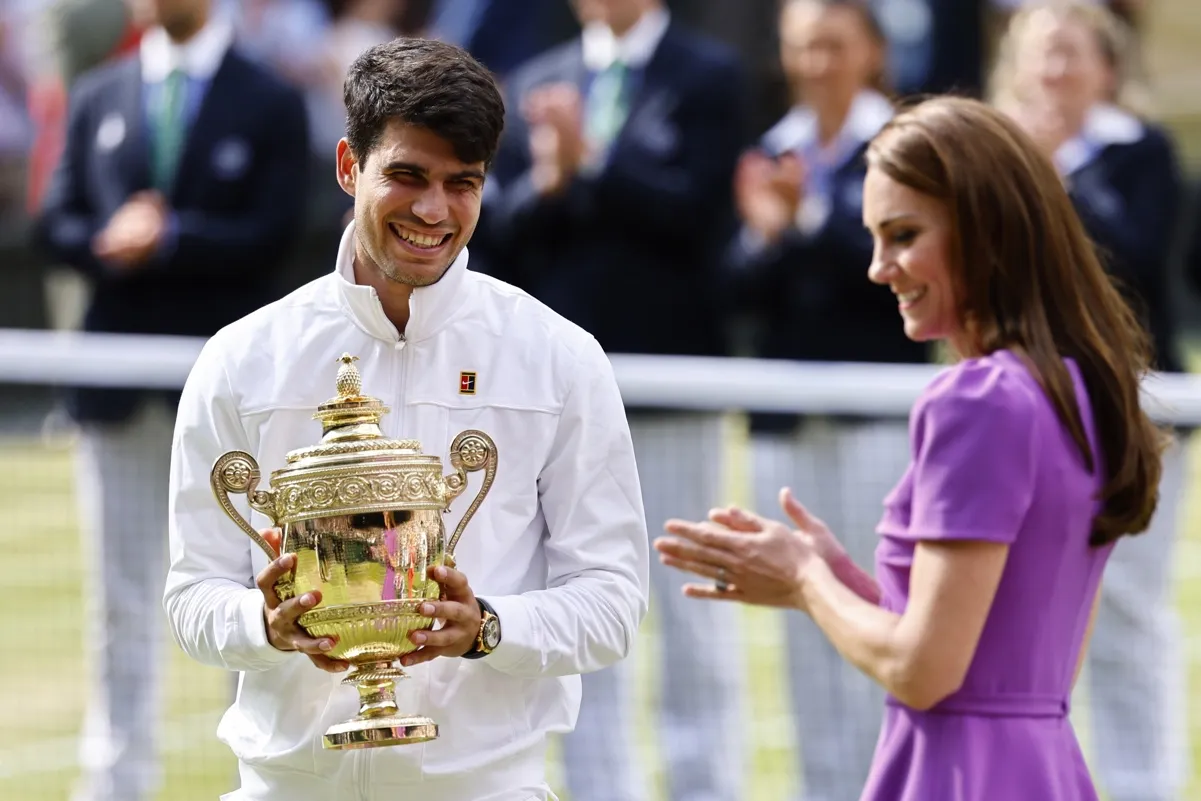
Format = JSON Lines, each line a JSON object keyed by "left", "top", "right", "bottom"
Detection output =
{"left": 152, "top": 68, "right": 187, "bottom": 192}
{"left": 585, "top": 60, "right": 629, "bottom": 153}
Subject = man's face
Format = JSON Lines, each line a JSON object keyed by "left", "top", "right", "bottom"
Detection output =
{"left": 574, "top": 0, "right": 650, "bottom": 33}
{"left": 336, "top": 121, "right": 486, "bottom": 289}
{"left": 148, "top": 0, "right": 208, "bottom": 39}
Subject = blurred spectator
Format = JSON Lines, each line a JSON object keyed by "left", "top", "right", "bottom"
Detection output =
{"left": 724, "top": 2, "right": 927, "bottom": 799}
{"left": 234, "top": 0, "right": 333, "bottom": 90}
{"left": 658, "top": 0, "right": 791, "bottom": 138}
{"left": 1187, "top": 191, "right": 1201, "bottom": 299}
{"left": 0, "top": 0, "right": 41, "bottom": 333}
{"left": 43, "top": 0, "right": 144, "bottom": 85}
{"left": 31, "top": 0, "right": 309, "bottom": 798}
{"left": 994, "top": 4, "right": 1191, "bottom": 801}
{"left": 488, "top": 1, "right": 748, "bottom": 799}
{"left": 991, "top": 0, "right": 1148, "bottom": 30}
{"left": 26, "top": 0, "right": 151, "bottom": 217}
{"left": 883, "top": 0, "right": 988, "bottom": 97}
{"left": 427, "top": 0, "right": 574, "bottom": 79}
{"left": 0, "top": 4, "right": 32, "bottom": 222}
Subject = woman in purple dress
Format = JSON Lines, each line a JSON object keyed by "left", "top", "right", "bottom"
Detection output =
{"left": 654, "top": 95, "right": 1167, "bottom": 800}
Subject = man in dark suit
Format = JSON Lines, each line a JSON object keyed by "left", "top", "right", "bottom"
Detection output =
{"left": 34, "top": 1, "right": 308, "bottom": 799}
{"left": 487, "top": 2, "right": 747, "bottom": 799}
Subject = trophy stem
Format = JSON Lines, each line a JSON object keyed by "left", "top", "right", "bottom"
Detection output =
{"left": 323, "top": 661, "right": 440, "bottom": 750}
{"left": 346, "top": 661, "right": 403, "bottom": 718}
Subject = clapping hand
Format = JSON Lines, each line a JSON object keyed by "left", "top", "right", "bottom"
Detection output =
{"left": 93, "top": 190, "right": 170, "bottom": 270}
{"left": 655, "top": 488, "right": 841, "bottom": 611}
{"left": 734, "top": 150, "right": 805, "bottom": 245}
{"left": 523, "top": 83, "right": 586, "bottom": 195}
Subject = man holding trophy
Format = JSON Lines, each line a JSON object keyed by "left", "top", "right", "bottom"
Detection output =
{"left": 163, "top": 38, "right": 650, "bottom": 801}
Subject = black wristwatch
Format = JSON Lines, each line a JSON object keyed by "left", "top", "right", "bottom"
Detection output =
{"left": 462, "top": 597, "right": 501, "bottom": 659}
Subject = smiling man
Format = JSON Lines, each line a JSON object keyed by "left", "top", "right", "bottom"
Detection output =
{"left": 163, "top": 38, "right": 650, "bottom": 801}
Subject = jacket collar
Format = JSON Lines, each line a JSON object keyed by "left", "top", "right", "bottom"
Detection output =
{"left": 1054, "top": 103, "right": 1145, "bottom": 176}
{"left": 333, "top": 220, "right": 472, "bottom": 344}
{"left": 761, "top": 89, "right": 893, "bottom": 160}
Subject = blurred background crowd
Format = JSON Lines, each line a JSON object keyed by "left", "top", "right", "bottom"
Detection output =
{"left": 4, "top": 1, "right": 1201, "bottom": 801}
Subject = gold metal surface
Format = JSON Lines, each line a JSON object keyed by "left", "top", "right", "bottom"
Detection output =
{"left": 210, "top": 353, "right": 497, "bottom": 749}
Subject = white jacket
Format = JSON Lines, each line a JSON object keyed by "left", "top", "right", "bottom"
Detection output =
{"left": 163, "top": 222, "right": 650, "bottom": 800}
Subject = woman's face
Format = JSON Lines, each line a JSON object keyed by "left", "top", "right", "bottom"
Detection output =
{"left": 863, "top": 166, "right": 963, "bottom": 348}
{"left": 1012, "top": 10, "right": 1114, "bottom": 120}
{"left": 779, "top": 2, "right": 881, "bottom": 109}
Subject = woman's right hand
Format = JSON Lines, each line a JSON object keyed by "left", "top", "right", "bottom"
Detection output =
{"left": 711, "top": 489, "right": 880, "bottom": 604}
{"left": 711, "top": 488, "right": 845, "bottom": 567}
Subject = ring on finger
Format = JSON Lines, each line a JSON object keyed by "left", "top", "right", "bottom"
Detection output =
{"left": 714, "top": 565, "right": 730, "bottom": 592}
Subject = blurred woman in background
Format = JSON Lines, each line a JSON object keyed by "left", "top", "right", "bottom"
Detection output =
{"left": 992, "top": 5, "right": 1190, "bottom": 800}
{"left": 723, "top": 1, "right": 926, "bottom": 797}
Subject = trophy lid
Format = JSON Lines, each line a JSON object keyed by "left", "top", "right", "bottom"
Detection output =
{"left": 282, "top": 353, "right": 424, "bottom": 466}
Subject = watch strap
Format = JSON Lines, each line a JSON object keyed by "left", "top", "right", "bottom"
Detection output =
{"left": 462, "top": 597, "right": 498, "bottom": 660}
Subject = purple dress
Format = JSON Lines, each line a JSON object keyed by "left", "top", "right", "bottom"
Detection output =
{"left": 863, "top": 349, "right": 1112, "bottom": 800}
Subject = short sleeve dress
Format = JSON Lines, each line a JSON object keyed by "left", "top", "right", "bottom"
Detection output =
{"left": 861, "top": 349, "right": 1113, "bottom": 801}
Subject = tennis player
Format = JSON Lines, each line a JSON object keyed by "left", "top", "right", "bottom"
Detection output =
{"left": 163, "top": 38, "right": 649, "bottom": 801}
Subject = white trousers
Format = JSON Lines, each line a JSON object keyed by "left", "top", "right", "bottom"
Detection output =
{"left": 560, "top": 412, "right": 744, "bottom": 801}
{"left": 751, "top": 418, "right": 910, "bottom": 801}
{"left": 70, "top": 401, "right": 174, "bottom": 801}
{"left": 1083, "top": 434, "right": 1191, "bottom": 801}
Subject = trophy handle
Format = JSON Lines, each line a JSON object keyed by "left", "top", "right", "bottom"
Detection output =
{"left": 211, "top": 451, "right": 280, "bottom": 561}
{"left": 443, "top": 430, "right": 497, "bottom": 566}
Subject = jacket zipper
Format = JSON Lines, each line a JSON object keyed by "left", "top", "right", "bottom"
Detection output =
{"left": 393, "top": 333, "right": 407, "bottom": 437}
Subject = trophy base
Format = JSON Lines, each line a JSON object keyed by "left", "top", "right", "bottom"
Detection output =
{"left": 323, "top": 714, "right": 439, "bottom": 750}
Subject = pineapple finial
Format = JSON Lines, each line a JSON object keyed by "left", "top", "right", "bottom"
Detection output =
{"left": 335, "top": 353, "right": 362, "bottom": 398}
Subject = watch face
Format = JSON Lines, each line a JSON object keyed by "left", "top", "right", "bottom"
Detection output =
{"left": 482, "top": 617, "right": 501, "bottom": 649}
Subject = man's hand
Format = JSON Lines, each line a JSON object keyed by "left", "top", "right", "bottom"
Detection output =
{"left": 523, "top": 83, "right": 586, "bottom": 196}
{"left": 256, "top": 528, "right": 350, "bottom": 673}
{"left": 402, "top": 565, "right": 482, "bottom": 666}
{"left": 93, "top": 190, "right": 170, "bottom": 270}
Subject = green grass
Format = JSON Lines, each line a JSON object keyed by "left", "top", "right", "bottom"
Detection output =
{"left": 3, "top": 404, "right": 1201, "bottom": 800}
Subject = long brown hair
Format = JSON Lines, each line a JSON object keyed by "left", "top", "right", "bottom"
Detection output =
{"left": 866, "top": 96, "right": 1165, "bottom": 545}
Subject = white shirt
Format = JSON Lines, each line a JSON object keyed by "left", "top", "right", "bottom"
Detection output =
{"left": 140, "top": 13, "right": 234, "bottom": 82}
{"left": 163, "top": 223, "right": 650, "bottom": 799}
{"left": 581, "top": 6, "right": 670, "bottom": 71}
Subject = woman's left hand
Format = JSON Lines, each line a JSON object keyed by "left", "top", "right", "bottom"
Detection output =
{"left": 654, "top": 504, "right": 821, "bottom": 609}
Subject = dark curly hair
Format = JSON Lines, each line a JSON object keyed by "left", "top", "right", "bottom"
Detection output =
{"left": 343, "top": 38, "right": 506, "bottom": 168}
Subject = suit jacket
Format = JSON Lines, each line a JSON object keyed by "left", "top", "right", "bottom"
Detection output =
{"left": 726, "top": 149, "right": 927, "bottom": 368}
{"left": 1064, "top": 117, "right": 1184, "bottom": 375}
{"left": 725, "top": 96, "right": 929, "bottom": 434}
{"left": 35, "top": 44, "right": 309, "bottom": 424}
{"left": 485, "top": 23, "right": 748, "bottom": 358}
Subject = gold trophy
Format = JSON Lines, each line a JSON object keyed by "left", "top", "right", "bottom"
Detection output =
{"left": 210, "top": 353, "right": 496, "bottom": 750}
